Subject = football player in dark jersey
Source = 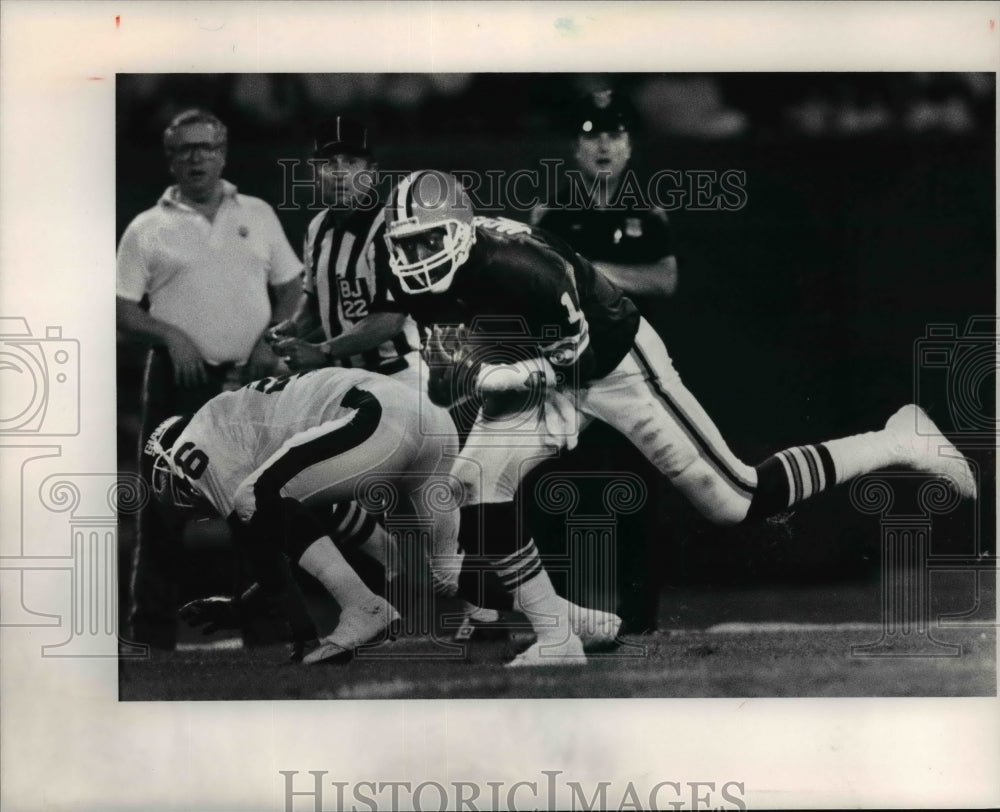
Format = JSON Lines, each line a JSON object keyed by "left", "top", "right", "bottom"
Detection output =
{"left": 377, "top": 169, "right": 977, "bottom": 667}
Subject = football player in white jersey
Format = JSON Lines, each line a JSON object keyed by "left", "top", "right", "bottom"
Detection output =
{"left": 144, "top": 366, "right": 462, "bottom": 664}
{"left": 267, "top": 118, "right": 506, "bottom": 636}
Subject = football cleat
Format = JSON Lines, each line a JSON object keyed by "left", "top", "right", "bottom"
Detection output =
{"left": 505, "top": 634, "right": 587, "bottom": 668}
{"left": 884, "top": 404, "right": 977, "bottom": 500}
{"left": 451, "top": 606, "right": 513, "bottom": 643}
{"left": 561, "top": 598, "right": 624, "bottom": 652}
{"left": 302, "top": 597, "right": 401, "bottom": 665}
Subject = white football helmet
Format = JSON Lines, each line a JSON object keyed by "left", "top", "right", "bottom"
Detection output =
{"left": 384, "top": 170, "right": 476, "bottom": 294}
{"left": 143, "top": 415, "right": 203, "bottom": 512}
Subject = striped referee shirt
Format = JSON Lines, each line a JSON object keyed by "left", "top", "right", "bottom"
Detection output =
{"left": 302, "top": 205, "right": 420, "bottom": 372}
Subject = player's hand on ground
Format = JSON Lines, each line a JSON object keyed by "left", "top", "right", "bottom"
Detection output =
{"left": 272, "top": 337, "right": 329, "bottom": 371}
{"left": 179, "top": 596, "right": 241, "bottom": 634}
{"left": 165, "top": 329, "right": 207, "bottom": 388}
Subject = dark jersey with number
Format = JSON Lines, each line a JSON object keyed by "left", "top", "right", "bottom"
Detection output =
{"left": 379, "top": 216, "right": 640, "bottom": 383}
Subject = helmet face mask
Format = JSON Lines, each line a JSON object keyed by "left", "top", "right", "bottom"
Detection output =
{"left": 149, "top": 451, "right": 203, "bottom": 512}
{"left": 143, "top": 415, "right": 207, "bottom": 515}
{"left": 385, "top": 171, "right": 475, "bottom": 295}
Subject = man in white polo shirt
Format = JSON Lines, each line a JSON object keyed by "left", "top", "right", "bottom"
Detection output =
{"left": 117, "top": 108, "right": 302, "bottom": 649}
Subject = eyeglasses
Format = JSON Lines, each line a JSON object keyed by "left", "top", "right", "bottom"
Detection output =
{"left": 169, "top": 142, "right": 225, "bottom": 160}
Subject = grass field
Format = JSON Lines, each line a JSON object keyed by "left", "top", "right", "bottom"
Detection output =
{"left": 119, "top": 577, "right": 996, "bottom": 700}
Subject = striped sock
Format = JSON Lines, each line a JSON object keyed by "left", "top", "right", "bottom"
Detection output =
{"left": 746, "top": 430, "right": 895, "bottom": 521}
{"left": 493, "top": 540, "right": 570, "bottom": 642}
{"left": 746, "top": 443, "right": 838, "bottom": 520}
{"left": 493, "top": 539, "right": 545, "bottom": 593}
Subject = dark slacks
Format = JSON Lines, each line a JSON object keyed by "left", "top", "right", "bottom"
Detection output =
{"left": 128, "top": 347, "right": 240, "bottom": 648}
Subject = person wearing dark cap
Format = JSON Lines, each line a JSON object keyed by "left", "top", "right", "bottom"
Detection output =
{"left": 530, "top": 90, "right": 678, "bottom": 634}
{"left": 532, "top": 89, "right": 678, "bottom": 300}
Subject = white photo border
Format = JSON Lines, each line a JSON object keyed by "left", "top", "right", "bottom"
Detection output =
{"left": 1, "top": 2, "right": 998, "bottom": 810}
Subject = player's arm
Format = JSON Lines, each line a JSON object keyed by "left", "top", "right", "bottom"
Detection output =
{"left": 268, "top": 291, "right": 325, "bottom": 343}
{"left": 317, "top": 311, "right": 408, "bottom": 360}
{"left": 246, "top": 278, "right": 303, "bottom": 375}
{"left": 273, "top": 311, "right": 408, "bottom": 371}
{"left": 477, "top": 265, "right": 596, "bottom": 396}
{"left": 592, "top": 254, "right": 678, "bottom": 298}
{"left": 242, "top": 276, "right": 303, "bottom": 381}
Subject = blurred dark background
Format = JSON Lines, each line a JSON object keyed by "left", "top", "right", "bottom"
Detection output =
{"left": 117, "top": 73, "right": 995, "bottom": 605}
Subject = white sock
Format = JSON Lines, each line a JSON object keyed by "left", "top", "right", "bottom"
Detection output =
{"left": 822, "top": 430, "right": 894, "bottom": 484}
{"left": 297, "top": 536, "right": 379, "bottom": 609}
{"left": 357, "top": 524, "right": 400, "bottom": 582}
{"left": 512, "top": 569, "right": 571, "bottom": 643}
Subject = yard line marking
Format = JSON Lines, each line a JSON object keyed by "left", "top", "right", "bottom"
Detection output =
{"left": 176, "top": 637, "right": 244, "bottom": 651}
{"left": 704, "top": 622, "right": 885, "bottom": 633}
{"left": 689, "top": 621, "right": 993, "bottom": 634}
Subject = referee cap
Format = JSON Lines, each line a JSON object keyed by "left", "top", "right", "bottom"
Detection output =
{"left": 313, "top": 116, "right": 373, "bottom": 159}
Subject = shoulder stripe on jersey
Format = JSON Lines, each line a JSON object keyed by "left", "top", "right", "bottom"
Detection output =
{"left": 630, "top": 344, "right": 756, "bottom": 498}
{"left": 250, "top": 387, "right": 383, "bottom": 518}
